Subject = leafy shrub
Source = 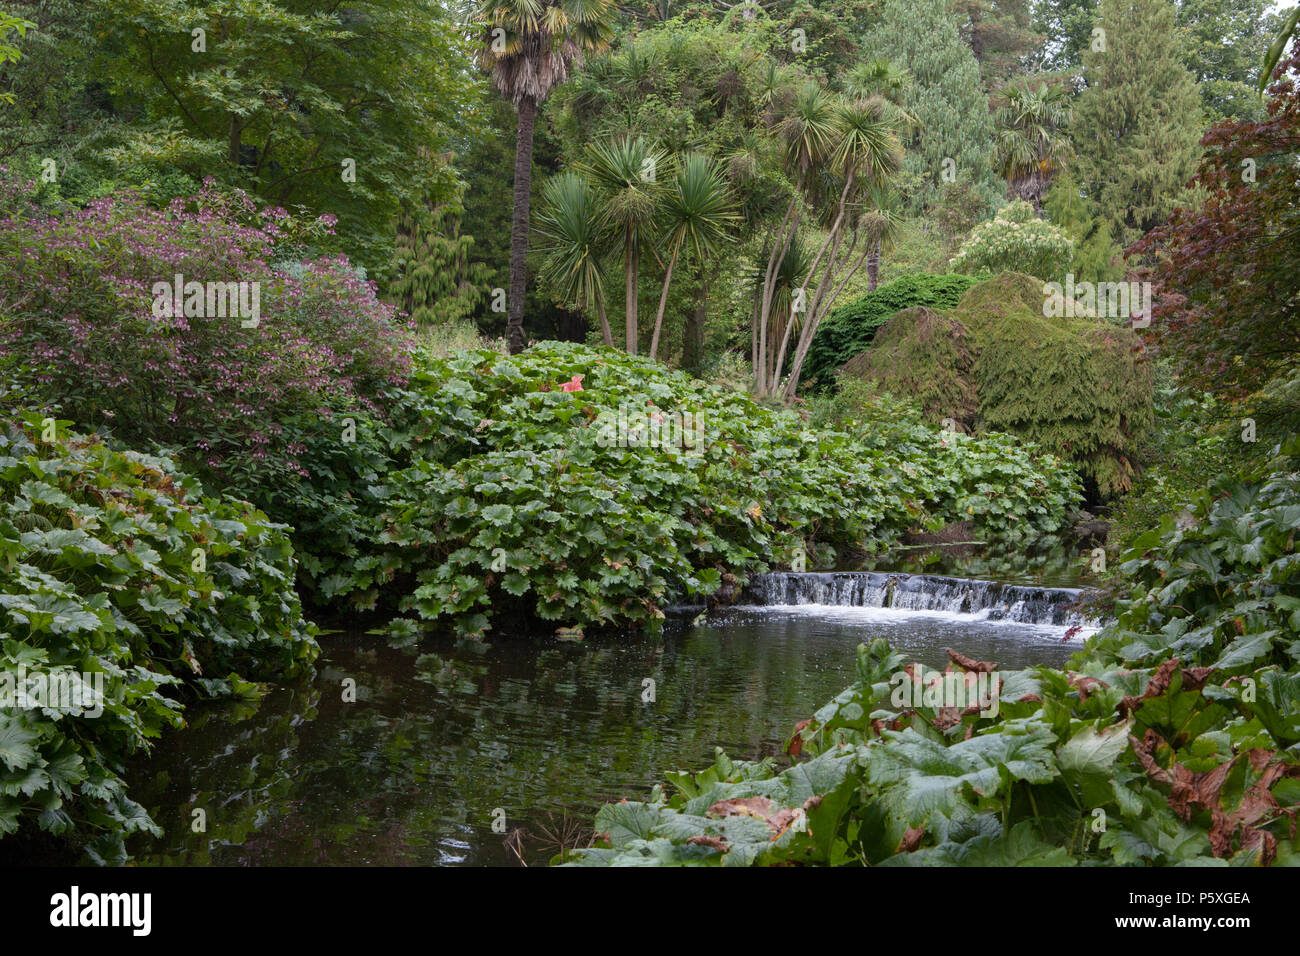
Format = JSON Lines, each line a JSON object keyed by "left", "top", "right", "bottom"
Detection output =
{"left": 566, "top": 471, "right": 1300, "bottom": 867}
{"left": 949, "top": 200, "right": 1073, "bottom": 281}
{"left": 314, "top": 342, "right": 1079, "bottom": 638}
{"left": 802, "top": 273, "right": 983, "bottom": 392}
{"left": 0, "top": 173, "right": 414, "bottom": 505}
{"left": 0, "top": 416, "right": 317, "bottom": 862}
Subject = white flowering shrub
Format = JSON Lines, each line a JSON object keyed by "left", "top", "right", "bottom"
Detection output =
{"left": 949, "top": 200, "right": 1073, "bottom": 280}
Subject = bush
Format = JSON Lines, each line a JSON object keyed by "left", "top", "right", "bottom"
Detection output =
{"left": 0, "top": 416, "right": 317, "bottom": 862}
{"left": 802, "top": 273, "right": 984, "bottom": 392}
{"left": 315, "top": 342, "right": 1080, "bottom": 638}
{"left": 565, "top": 470, "right": 1300, "bottom": 867}
{"left": 0, "top": 173, "right": 415, "bottom": 508}
{"left": 949, "top": 200, "right": 1074, "bottom": 281}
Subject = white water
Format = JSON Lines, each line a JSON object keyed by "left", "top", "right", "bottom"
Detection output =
{"left": 739, "top": 572, "right": 1102, "bottom": 642}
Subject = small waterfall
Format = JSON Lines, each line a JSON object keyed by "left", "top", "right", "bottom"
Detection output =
{"left": 741, "top": 572, "right": 1097, "bottom": 629}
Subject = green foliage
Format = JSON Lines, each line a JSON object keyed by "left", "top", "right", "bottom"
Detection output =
{"left": 949, "top": 200, "right": 1074, "bottom": 280}
{"left": 0, "top": 10, "right": 32, "bottom": 104}
{"left": 1072, "top": 0, "right": 1203, "bottom": 247}
{"left": 803, "top": 273, "right": 983, "bottom": 391}
{"left": 1042, "top": 168, "right": 1123, "bottom": 284}
{"left": 0, "top": 416, "right": 317, "bottom": 861}
{"left": 1085, "top": 470, "right": 1300, "bottom": 675}
{"left": 568, "top": 471, "right": 1300, "bottom": 867}
{"left": 842, "top": 274, "right": 1154, "bottom": 496}
{"left": 863, "top": 0, "right": 1001, "bottom": 215}
{"left": 840, "top": 308, "right": 978, "bottom": 422}
{"left": 387, "top": 189, "right": 492, "bottom": 327}
{"left": 310, "top": 342, "right": 1078, "bottom": 638}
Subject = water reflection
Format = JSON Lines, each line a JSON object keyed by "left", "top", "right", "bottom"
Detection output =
{"left": 125, "top": 613, "right": 1076, "bottom": 866}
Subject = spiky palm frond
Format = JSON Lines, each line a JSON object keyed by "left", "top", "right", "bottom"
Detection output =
{"left": 535, "top": 171, "right": 609, "bottom": 310}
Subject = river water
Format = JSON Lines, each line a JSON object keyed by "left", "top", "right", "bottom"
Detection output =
{"left": 122, "top": 591, "right": 1087, "bottom": 867}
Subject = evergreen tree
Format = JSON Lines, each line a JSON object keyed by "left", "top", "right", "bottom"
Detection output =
{"left": 1043, "top": 167, "right": 1123, "bottom": 283}
{"left": 865, "top": 0, "right": 1001, "bottom": 214}
{"left": 950, "top": 0, "right": 1040, "bottom": 90}
{"left": 388, "top": 188, "right": 491, "bottom": 327}
{"left": 1071, "top": 0, "right": 1201, "bottom": 247}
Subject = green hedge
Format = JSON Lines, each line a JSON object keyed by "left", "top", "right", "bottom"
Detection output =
{"left": 802, "top": 273, "right": 984, "bottom": 392}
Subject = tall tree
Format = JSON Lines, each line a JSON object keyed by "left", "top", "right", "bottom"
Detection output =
{"left": 950, "top": 0, "right": 1040, "bottom": 89}
{"left": 1072, "top": 0, "right": 1201, "bottom": 247}
{"left": 863, "top": 0, "right": 1001, "bottom": 214}
{"left": 649, "top": 153, "right": 737, "bottom": 360}
{"left": 475, "top": 0, "right": 615, "bottom": 354}
{"left": 579, "top": 137, "right": 668, "bottom": 354}
{"left": 1176, "top": 0, "right": 1282, "bottom": 122}
{"left": 1031, "top": 0, "right": 1099, "bottom": 72}
{"left": 993, "top": 80, "right": 1072, "bottom": 211}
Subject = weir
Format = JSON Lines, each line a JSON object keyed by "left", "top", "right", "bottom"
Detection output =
{"left": 739, "top": 571, "right": 1099, "bottom": 629}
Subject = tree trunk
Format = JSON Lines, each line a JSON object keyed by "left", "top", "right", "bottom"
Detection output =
{"left": 683, "top": 274, "right": 708, "bottom": 373}
{"left": 595, "top": 290, "right": 614, "bottom": 348}
{"left": 506, "top": 95, "right": 538, "bottom": 355}
{"left": 867, "top": 239, "right": 881, "bottom": 291}
{"left": 649, "top": 243, "right": 680, "bottom": 360}
{"left": 227, "top": 114, "right": 243, "bottom": 166}
{"left": 625, "top": 235, "right": 638, "bottom": 354}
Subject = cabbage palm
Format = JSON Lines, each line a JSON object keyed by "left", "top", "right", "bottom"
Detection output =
{"left": 580, "top": 136, "right": 669, "bottom": 354}
{"left": 993, "top": 82, "right": 1072, "bottom": 214}
{"left": 649, "top": 154, "right": 737, "bottom": 360}
{"left": 843, "top": 58, "right": 918, "bottom": 132}
{"left": 534, "top": 172, "right": 614, "bottom": 347}
{"left": 778, "top": 95, "right": 903, "bottom": 400}
{"left": 475, "top": 0, "right": 616, "bottom": 354}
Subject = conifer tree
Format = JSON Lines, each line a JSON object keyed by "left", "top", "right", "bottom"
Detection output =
{"left": 1071, "top": 0, "right": 1202, "bottom": 247}
{"left": 865, "top": 0, "right": 1001, "bottom": 214}
{"left": 388, "top": 190, "right": 491, "bottom": 327}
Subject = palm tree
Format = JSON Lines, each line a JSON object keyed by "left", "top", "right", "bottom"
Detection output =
{"left": 778, "top": 94, "right": 903, "bottom": 400}
{"left": 861, "top": 182, "right": 903, "bottom": 291}
{"left": 649, "top": 153, "right": 737, "bottom": 360}
{"left": 843, "top": 60, "right": 913, "bottom": 291}
{"left": 534, "top": 172, "right": 614, "bottom": 347}
{"left": 993, "top": 82, "right": 1072, "bottom": 214}
{"left": 580, "top": 137, "right": 669, "bottom": 354}
{"left": 843, "top": 58, "right": 918, "bottom": 131}
{"left": 474, "top": 0, "right": 615, "bottom": 355}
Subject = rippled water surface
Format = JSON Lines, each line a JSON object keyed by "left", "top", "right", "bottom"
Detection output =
{"left": 124, "top": 608, "right": 1080, "bottom": 866}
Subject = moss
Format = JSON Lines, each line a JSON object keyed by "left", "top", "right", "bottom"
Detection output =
{"left": 841, "top": 273, "right": 1154, "bottom": 496}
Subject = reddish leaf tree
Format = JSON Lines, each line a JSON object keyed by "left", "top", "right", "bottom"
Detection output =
{"left": 1129, "top": 53, "right": 1300, "bottom": 400}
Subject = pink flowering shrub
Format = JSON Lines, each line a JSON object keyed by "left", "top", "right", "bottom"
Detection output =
{"left": 0, "top": 173, "right": 415, "bottom": 495}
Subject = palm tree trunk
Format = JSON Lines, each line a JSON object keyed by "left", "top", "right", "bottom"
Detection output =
{"left": 649, "top": 243, "right": 680, "bottom": 361}
{"left": 595, "top": 289, "right": 614, "bottom": 348}
{"left": 625, "top": 236, "right": 638, "bottom": 354}
{"left": 867, "top": 238, "right": 881, "bottom": 291}
{"left": 506, "top": 95, "right": 538, "bottom": 355}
